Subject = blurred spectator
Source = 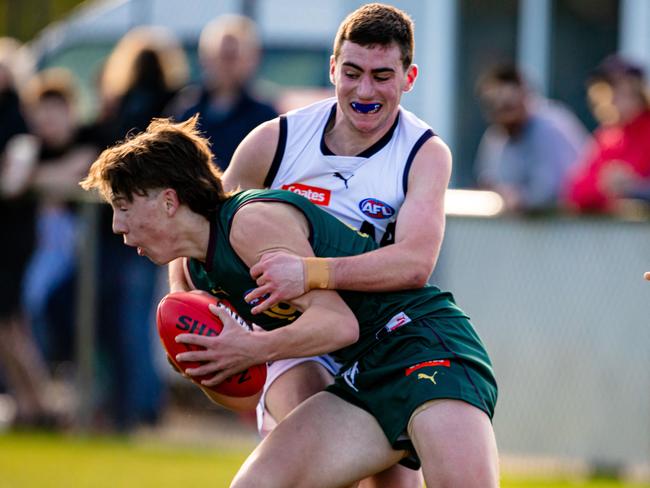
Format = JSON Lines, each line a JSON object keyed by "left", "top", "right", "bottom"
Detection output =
{"left": 0, "top": 43, "right": 77, "bottom": 429}
{"left": 565, "top": 55, "right": 650, "bottom": 213}
{"left": 90, "top": 26, "right": 189, "bottom": 432}
{"left": 98, "top": 26, "right": 188, "bottom": 144}
{"left": 173, "top": 14, "right": 277, "bottom": 170}
{"left": 16, "top": 68, "right": 97, "bottom": 367}
{"left": 475, "top": 63, "right": 589, "bottom": 213}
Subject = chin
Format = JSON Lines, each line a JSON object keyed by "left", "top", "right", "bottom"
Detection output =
{"left": 150, "top": 256, "right": 172, "bottom": 266}
{"left": 352, "top": 119, "right": 384, "bottom": 134}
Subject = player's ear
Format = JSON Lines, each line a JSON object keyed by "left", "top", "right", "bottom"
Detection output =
{"left": 161, "top": 188, "right": 180, "bottom": 216}
{"left": 403, "top": 64, "right": 418, "bottom": 92}
{"left": 329, "top": 55, "right": 337, "bottom": 85}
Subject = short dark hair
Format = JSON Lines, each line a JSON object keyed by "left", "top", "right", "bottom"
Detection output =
{"left": 333, "top": 3, "right": 414, "bottom": 70}
{"left": 80, "top": 115, "right": 227, "bottom": 218}
{"left": 589, "top": 54, "right": 645, "bottom": 84}
{"left": 476, "top": 63, "right": 526, "bottom": 94}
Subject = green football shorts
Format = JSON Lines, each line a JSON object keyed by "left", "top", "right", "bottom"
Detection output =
{"left": 326, "top": 315, "right": 498, "bottom": 469}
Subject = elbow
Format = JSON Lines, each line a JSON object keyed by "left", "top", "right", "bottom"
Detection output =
{"left": 338, "top": 315, "right": 359, "bottom": 348}
{"left": 406, "top": 263, "right": 433, "bottom": 288}
{"left": 410, "top": 270, "right": 430, "bottom": 288}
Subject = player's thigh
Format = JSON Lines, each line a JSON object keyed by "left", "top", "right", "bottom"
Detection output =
{"left": 409, "top": 399, "right": 499, "bottom": 488}
{"left": 264, "top": 360, "right": 334, "bottom": 421}
{"left": 232, "top": 391, "right": 406, "bottom": 488}
{"left": 358, "top": 464, "right": 423, "bottom": 488}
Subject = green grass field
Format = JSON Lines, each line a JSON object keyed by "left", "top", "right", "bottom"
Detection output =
{"left": 1, "top": 431, "right": 649, "bottom": 488}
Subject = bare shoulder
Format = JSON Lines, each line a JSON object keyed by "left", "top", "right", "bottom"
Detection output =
{"left": 416, "top": 135, "right": 452, "bottom": 168}
{"left": 223, "top": 118, "right": 282, "bottom": 191}
{"left": 229, "top": 201, "right": 311, "bottom": 263}
{"left": 232, "top": 201, "right": 309, "bottom": 235}
{"left": 408, "top": 135, "right": 452, "bottom": 188}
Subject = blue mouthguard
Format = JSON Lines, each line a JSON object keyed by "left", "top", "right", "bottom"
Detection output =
{"left": 351, "top": 102, "right": 381, "bottom": 113}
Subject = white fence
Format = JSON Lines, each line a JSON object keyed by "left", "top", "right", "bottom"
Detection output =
{"left": 434, "top": 215, "right": 650, "bottom": 467}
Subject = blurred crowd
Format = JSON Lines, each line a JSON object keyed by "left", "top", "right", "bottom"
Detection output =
{"left": 0, "top": 12, "right": 649, "bottom": 433}
{"left": 0, "top": 15, "right": 277, "bottom": 433}
{"left": 475, "top": 56, "right": 650, "bottom": 215}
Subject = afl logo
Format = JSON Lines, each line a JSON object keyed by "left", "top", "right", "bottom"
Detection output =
{"left": 359, "top": 198, "right": 395, "bottom": 219}
{"left": 244, "top": 289, "right": 269, "bottom": 307}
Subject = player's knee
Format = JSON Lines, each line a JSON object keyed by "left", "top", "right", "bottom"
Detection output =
{"left": 433, "top": 465, "right": 498, "bottom": 488}
{"left": 231, "top": 469, "right": 310, "bottom": 488}
{"left": 411, "top": 400, "right": 498, "bottom": 488}
{"left": 358, "top": 465, "right": 423, "bottom": 488}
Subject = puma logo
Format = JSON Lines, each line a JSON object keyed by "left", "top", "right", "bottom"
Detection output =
{"left": 333, "top": 172, "right": 354, "bottom": 189}
{"left": 417, "top": 371, "right": 437, "bottom": 384}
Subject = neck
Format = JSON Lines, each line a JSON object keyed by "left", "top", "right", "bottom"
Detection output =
{"left": 174, "top": 209, "right": 212, "bottom": 262}
{"left": 325, "top": 110, "right": 397, "bottom": 156}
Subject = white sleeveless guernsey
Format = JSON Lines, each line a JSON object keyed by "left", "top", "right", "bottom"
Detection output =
{"left": 265, "top": 97, "right": 434, "bottom": 245}
{"left": 256, "top": 98, "right": 436, "bottom": 435}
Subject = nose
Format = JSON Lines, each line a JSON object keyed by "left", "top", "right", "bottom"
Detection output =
{"left": 356, "top": 74, "right": 374, "bottom": 99}
{"left": 112, "top": 213, "right": 127, "bottom": 235}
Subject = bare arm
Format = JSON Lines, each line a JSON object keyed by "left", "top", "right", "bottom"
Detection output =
{"left": 246, "top": 137, "right": 452, "bottom": 312}
{"left": 167, "top": 118, "right": 280, "bottom": 291}
{"left": 30, "top": 145, "right": 98, "bottom": 198}
{"left": 174, "top": 202, "right": 358, "bottom": 386}
{"left": 328, "top": 137, "right": 451, "bottom": 290}
{"left": 0, "top": 134, "right": 39, "bottom": 198}
{"left": 221, "top": 118, "right": 280, "bottom": 191}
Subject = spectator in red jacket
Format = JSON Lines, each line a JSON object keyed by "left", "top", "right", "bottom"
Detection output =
{"left": 565, "top": 55, "right": 650, "bottom": 212}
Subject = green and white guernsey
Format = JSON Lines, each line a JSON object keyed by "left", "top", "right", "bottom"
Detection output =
{"left": 187, "top": 189, "right": 469, "bottom": 366}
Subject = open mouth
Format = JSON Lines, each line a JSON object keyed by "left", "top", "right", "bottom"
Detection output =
{"left": 351, "top": 102, "right": 382, "bottom": 114}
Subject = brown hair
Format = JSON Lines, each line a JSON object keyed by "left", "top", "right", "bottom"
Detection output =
{"left": 101, "top": 26, "right": 189, "bottom": 103}
{"left": 22, "top": 67, "right": 77, "bottom": 108}
{"left": 80, "top": 115, "right": 227, "bottom": 218}
{"left": 333, "top": 3, "right": 414, "bottom": 70}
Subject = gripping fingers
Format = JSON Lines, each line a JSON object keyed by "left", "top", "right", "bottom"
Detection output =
{"left": 175, "top": 348, "right": 213, "bottom": 363}
{"left": 184, "top": 362, "right": 222, "bottom": 377}
{"left": 249, "top": 252, "right": 274, "bottom": 280}
{"left": 175, "top": 333, "right": 212, "bottom": 347}
{"left": 201, "top": 370, "right": 233, "bottom": 387}
{"left": 250, "top": 293, "right": 280, "bottom": 315}
{"left": 244, "top": 285, "right": 271, "bottom": 304}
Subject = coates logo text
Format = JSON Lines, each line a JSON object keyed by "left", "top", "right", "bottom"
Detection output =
{"left": 282, "top": 183, "right": 331, "bottom": 206}
{"left": 359, "top": 198, "right": 395, "bottom": 219}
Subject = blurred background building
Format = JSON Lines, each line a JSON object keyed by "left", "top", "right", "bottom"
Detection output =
{"left": 11, "top": 0, "right": 650, "bottom": 187}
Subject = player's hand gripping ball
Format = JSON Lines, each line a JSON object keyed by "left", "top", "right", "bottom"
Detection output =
{"left": 156, "top": 291, "right": 267, "bottom": 397}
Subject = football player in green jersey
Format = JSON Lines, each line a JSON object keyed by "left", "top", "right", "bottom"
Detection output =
{"left": 81, "top": 116, "right": 498, "bottom": 488}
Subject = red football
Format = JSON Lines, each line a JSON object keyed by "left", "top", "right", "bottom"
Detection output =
{"left": 156, "top": 291, "right": 267, "bottom": 397}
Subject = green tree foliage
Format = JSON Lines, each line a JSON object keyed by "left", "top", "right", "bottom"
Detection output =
{"left": 0, "top": 0, "right": 86, "bottom": 42}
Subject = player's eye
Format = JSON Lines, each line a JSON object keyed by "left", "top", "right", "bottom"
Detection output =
{"left": 345, "top": 71, "right": 360, "bottom": 79}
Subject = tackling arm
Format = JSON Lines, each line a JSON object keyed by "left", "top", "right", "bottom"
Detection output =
{"left": 245, "top": 137, "right": 452, "bottom": 313}
{"left": 327, "top": 137, "right": 451, "bottom": 290}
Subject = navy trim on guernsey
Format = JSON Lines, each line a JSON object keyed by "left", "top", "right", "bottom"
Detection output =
{"left": 402, "top": 129, "right": 434, "bottom": 194}
{"left": 264, "top": 115, "right": 288, "bottom": 187}
{"left": 320, "top": 104, "right": 401, "bottom": 158}
{"left": 319, "top": 105, "right": 338, "bottom": 156}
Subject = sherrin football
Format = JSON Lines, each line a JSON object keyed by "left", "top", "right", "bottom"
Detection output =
{"left": 156, "top": 291, "right": 267, "bottom": 397}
